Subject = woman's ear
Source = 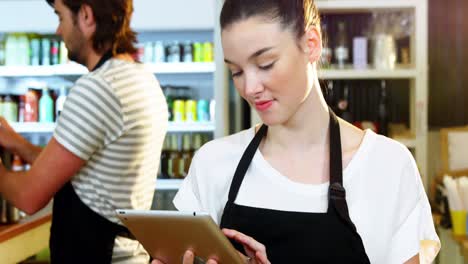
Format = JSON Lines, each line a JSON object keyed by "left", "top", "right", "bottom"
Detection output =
{"left": 302, "top": 27, "right": 322, "bottom": 63}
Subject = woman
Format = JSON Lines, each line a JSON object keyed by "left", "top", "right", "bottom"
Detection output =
{"left": 155, "top": 0, "right": 440, "bottom": 263}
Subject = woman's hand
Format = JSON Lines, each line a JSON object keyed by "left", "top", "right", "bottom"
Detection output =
{"left": 151, "top": 229, "right": 270, "bottom": 264}
{"left": 151, "top": 250, "right": 218, "bottom": 264}
{"left": 222, "top": 228, "right": 271, "bottom": 264}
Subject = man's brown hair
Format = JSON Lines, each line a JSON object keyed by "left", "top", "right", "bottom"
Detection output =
{"left": 47, "top": 0, "right": 137, "bottom": 55}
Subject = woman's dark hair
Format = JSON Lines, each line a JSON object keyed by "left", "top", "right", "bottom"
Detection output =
{"left": 46, "top": 0, "right": 137, "bottom": 55}
{"left": 220, "top": 0, "right": 321, "bottom": 39}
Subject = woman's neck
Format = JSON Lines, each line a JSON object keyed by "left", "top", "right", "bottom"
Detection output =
{"left": 263, "top": 78, "right": 330, "bottom": 152}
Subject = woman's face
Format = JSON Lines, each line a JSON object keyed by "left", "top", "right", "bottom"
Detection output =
{"left": 222, "top": 16, "right": 316, "bottom": 126}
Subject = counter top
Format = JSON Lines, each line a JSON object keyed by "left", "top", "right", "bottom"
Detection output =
{"left": 0, "top": 205, "right": 52, "bottom": 263}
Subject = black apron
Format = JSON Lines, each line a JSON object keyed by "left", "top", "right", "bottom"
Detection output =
{"left": 50, "top": 51, "right": 135, "bottom": 264}
{"left": 220, "top": 110, "right": 370, "bottom": 263}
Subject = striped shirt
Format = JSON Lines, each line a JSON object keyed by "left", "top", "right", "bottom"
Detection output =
{"left": 54, "top": 58, "right": 168, "bottom": 263}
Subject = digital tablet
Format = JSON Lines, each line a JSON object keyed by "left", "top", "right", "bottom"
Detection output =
{"left": 116, "top": 209, "right": 244, "bottom": 264}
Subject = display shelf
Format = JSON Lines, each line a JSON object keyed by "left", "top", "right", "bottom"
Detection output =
{"left": 0, "top": 62, "right": 215, "bottom": 77}
{"left": 392, "top": 135, "right": 416, "bottom": 148}
{"left": 155, "top": 179, "right": 183, "bottom": 191}
{"left": 316, "top": 0, "right": 418, "bottom": 12}
{"left": 319, "top": 65, "right": 417, "bottom": 80}
{"left": 11, "top": 121, "right": 216, "bottom": 134}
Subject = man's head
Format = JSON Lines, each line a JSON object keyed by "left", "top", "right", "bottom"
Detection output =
{"left": 47, "top": 0, "right": 137, "bottom": 64}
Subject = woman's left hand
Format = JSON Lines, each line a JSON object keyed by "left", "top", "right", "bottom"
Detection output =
{"left": 222, "top": 228, "right": 271, "bottom": 264}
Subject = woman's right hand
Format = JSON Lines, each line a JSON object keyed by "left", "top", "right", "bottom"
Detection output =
{"left": 151, "top": 229, "right": 270, "bottom": 264}
{"left": 0, "top": 117, "right": 23, "bottom": 152}
{"left": 151, "top": 250, "right": 219, "bottom": 264}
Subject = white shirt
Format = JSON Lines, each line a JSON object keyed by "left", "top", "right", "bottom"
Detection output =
{"left": 174, "top": 128, "right": 440, "bottom": 264}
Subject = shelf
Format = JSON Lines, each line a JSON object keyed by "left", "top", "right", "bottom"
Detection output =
{"left": 167, "top": 121, "right": 215, "bottom": 133}
{"left": 11, "top": 121, "right": 215, "bottom": 134}
{"left": 11, "top": 122, "right": 56, "bottom": 133}
{"left": 145, "top": 62, "right": 215, "bottom": 74}
{"left": 0, "top": 62, "right": 215, "bottom": 77}
{"left": 156, "top": 179, "right": 183, "bottom": 190}
{"left": 318, "top": 66, "right": 417, "bottom": 80}
{"left": 316, "top": 0, "right": 418, "bottom": 12}
{"left": 392, "top": 135, "right": 416, "bottom": 148}
{"left": 0, "top": 64, "right": 88, "bottom": 77}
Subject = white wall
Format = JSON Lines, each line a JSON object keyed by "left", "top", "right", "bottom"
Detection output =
{"left": 0, "top": 0, "right": 214, "bottom": 33}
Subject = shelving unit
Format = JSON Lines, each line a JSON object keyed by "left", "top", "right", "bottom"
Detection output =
{"left": 0, "top": 62, "right": 215, "bottom": 77}
{"left": 319, "top": 65, "right": 417, "bottom": 80}
{"left": 156, "top": 179, "right": 184, "bottom": 191}
{"left": 0, "top": 1, "right": 223, "bottom": 192}
{"left": 11, "top": 121, "right": 216, "bottom": 134}
{"left": 317, "top": 0, "right": 429, "bottom": 187}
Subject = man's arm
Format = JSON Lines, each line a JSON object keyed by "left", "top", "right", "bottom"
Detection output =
{"left": 0, "top": 117, "right": 42, "bottom": 164}
{"left": 0, "top": 138, "right": 85, "bottom": 214}
{"left": 404, "top": 254, "right": 419, "bottom": 264}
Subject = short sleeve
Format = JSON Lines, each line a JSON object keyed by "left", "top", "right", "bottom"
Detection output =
{"left": 173, "top": 153, "right": 203, "bottom": 212}
{"left": 387, "top": 158, "right": 440, "bottom": 263}
{"left": 53, "top": 75, "right": 123, "bottom": 160}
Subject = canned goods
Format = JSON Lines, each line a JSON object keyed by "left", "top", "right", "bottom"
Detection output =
{"left": 51, "top": 39, "right": 60, "bottom": 65}
{"left": 173, "top": 100, "right": 185, "bottom": 122}
{"left": 185, "top": 100, "right": 197, "bottom": 122}
{"left": 209, "top": 100, "right": 215, "bottom": 121}
{"left": 202, "top": 42, "right": 213, "bottom": 62}
{"left": 30, "top": 39, "right": 41, "bottom": 66}
{"left": 193, "top": 42, "right": 203, "bottom": 62}
{"left": 197, "top": 100, "right": 210, "bottom": 122}
{"left": 182, "top": 41, "right": 193, "bottom": 63}
{"left": 41, "top": 38, "right": 51, "bottom": 65}
{"left": 60, "top": 41, "right": 68, "bottom": 64}
{"left": 135, "top": 43, "right": 145, "bottom": 62}
{"left": 167, "top": 41, "right": 181, "bottom": 63}
{"left": 144, "top": 42, "right": 154, "bottom": 63}
{"left": 154, "top": 41, "right": 165, "bottom": 63}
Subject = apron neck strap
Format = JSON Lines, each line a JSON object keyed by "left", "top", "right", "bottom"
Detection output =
{"left": 227, "top": 124, "right": 267, "bottom": 202}
{"left": 92, "top": 50, "right": 113, "bottom": 72}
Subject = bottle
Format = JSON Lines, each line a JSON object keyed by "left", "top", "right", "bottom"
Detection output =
{"left": 179, "top": 134, "right": 193, "bottom": 178}
{"left": 337, "top": 83, "right": 353, "bottom": 123}
{"left": 24, "top": 89, "right": 38, "bottom": 122}
{"left": 55, "top": 86, "right": 68, "bottom": 118}
{"left": 154, "top": 41, "right": 165, "bottom": 63}
{"left": 39, "top": 86, "right": 54, "bottom": 123}
{"left": 41, "top": 37, "right": 51, "bottom": 65}
{"left": 5, "top": 34, "right": 17, "bottom": 66}
{"left": 2, "top": 94, "right": 18, "bottom": 122}
{"left": 378, "top": 80, "right": 389, "bottom": 136}
{"left": 159, "top": 136, "right": 170, "bottom": 179}
{"left": 30, "top": 37, "right": 41, "bottom": 66}
{"left": 182, "top": 41, "right": 193, "bottom": 63}
{"left": 192, "top": 133, "right": 203, "bottom": 154}
{"left": 320, "top": 22, "right": 332, "bottom": 68}
{"left": 334, "top": 22, "right": 349, "bottom": 68}
{"left": 325, "top": 81, "right": 338, "bottom": 113}
{"left": 18, "top": 95, "right": 25, "bottom": 122}
{"left": 17, "top": 34, "right": 30, "bottom": 66}
{"left": 0, "top": 96, "right": 3, "bottom": 117}
{"left": 51, "top": 39, "right": 60, "bottom": 65}
{"left": 59, "top": 41, "right": 68, "bottom": 64}
{"left": 167, "top": 134, "right": 182, "bottom": 179}
{"left": 11, "top": 155, "right": 24, "bottom": 172}
{"left": 0, "top": 36, "right": 5, "bottom": 65}
{"left": 209, "top": 100, "right": 215, "bottom": 121}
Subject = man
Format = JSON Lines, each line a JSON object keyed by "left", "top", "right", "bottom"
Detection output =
{"left": 0, "top": 0, "right": 168, "bottom": 263}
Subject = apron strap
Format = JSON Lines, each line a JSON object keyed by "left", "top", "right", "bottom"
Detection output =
{"left": 227, "top": 125, "right": 267, "bottom": 203}
{"left": 328, "top": 109, "right": 357, "bottom": 232}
